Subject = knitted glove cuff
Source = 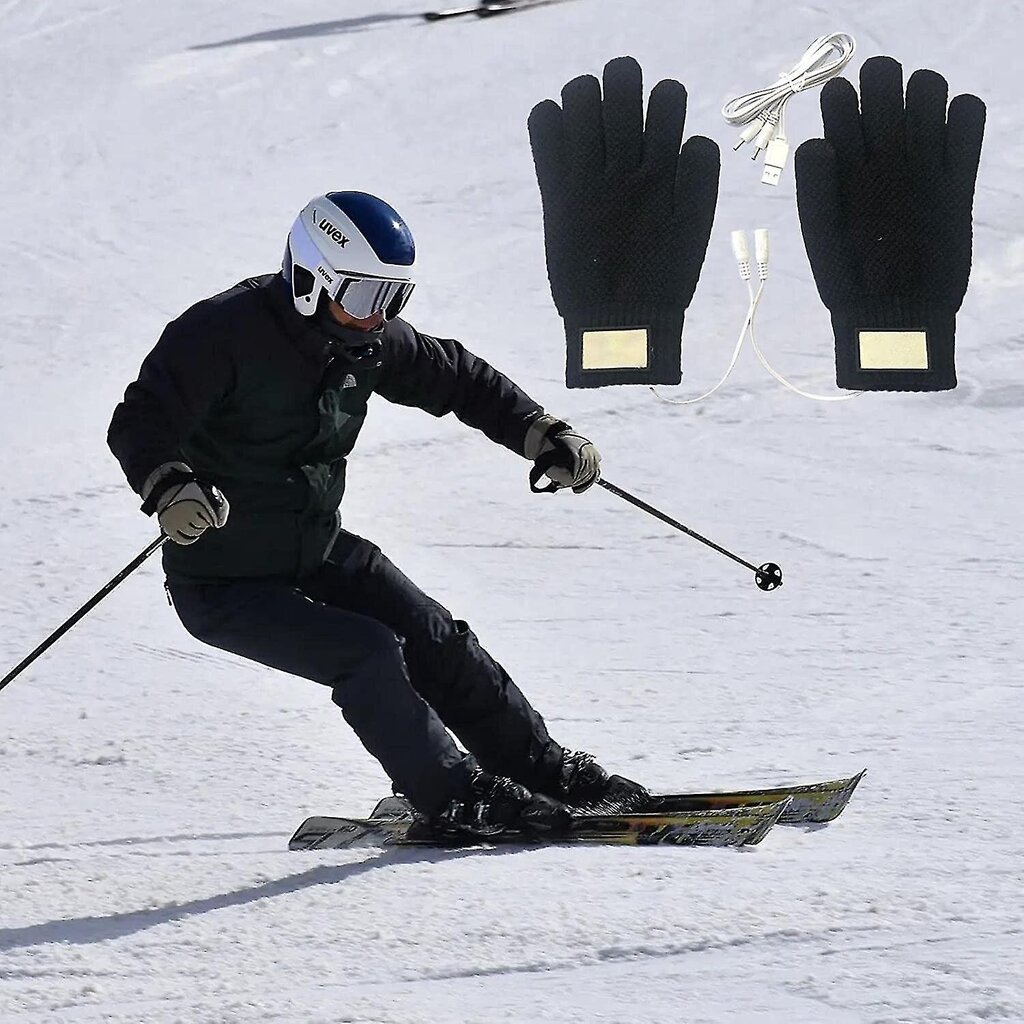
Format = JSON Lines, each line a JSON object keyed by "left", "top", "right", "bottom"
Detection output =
{"left": 830, "top": 298, "right": 957, "bottom": 392}
{"left": 561, "top": 307, "right": 685, "bottom": 388}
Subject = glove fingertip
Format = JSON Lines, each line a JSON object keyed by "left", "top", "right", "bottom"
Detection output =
{"left": 528, "top": 98, "right": 563, "bottom": 136}
{"left": 560, "top": 71, "right": 601, "bottom": 110}
{"left": 651, "top": 76, "right": 687, "bottom": 103}
{"left": 945, "top": 92, "right": 986, "bottom": 184}
{"left": 906, "top": 67, "right": 948, "bottom": 104}
{"left": 947, "top": 92, "right": 987, "bottom": 142}
{"left": 642, "top": 79, "right": 689, "bottom": 172}
{"left": 859, "top": 54, "right": 904, "bottom": 86}
{"left": 603, "top": 54, "right": 642, "bottom": 79}
{"left": 795, "top": 140, "right": 842, "bottom": 227}
{"left": 794, "top": 136, "right": 835, "bottom": 167}
{"left": 795, "top": 140, "right": 843, "bottom": 208}
{"left": 601, "top": 54, "right": 643, "bottom": 108}
{"left": 674, "top": 136, "right": 720, "bottom": 218}
{"left": 679, "top": 133, "right": 721, "bottom": 165}
{"left": 949, "top": 91, "right": 986, "bottom": 122}
{"left": 819, "top": 75, "right": 859, "bottom": 124}
{"left": 648, "top": 76, "right": 687, "bottom": 122}
{"left": 601, "top": 55, "right": 643, "bottom": 107}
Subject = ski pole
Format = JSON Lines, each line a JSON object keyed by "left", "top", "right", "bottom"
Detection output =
{"left": 0, "top": 535, "right": 168, "bottom": 695}
{"left": 595, "top": 479, "right": 783, "bottom": 592}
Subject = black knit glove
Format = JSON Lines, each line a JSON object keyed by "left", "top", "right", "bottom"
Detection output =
{"left": 528, "top": 56, "right": 719, "bottom": 388}
{"left": 795, "top": 55, "right": 985, "bottom": 391}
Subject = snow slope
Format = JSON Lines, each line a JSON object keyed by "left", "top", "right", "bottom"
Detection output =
{"left": 1, "top": 0, "right": 1022, "bottom": 1021}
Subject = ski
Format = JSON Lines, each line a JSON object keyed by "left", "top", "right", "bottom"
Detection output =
{"left": 289, "top": 800, "right": 789, "bottom": 851}
{"left": 647, "top": 769, "right": 866, "bottom": 824}
{"left": 424, "top": 0, "right": 575, "bottom": 23}
{"left": 368, "top": 769, "right": 865, "bottom": 826}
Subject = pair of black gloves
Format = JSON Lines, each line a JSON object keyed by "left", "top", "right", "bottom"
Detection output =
{"left": 529, "top": 55, "right": 985, "bottom": 392}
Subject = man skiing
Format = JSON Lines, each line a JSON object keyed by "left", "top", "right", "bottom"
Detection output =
{"left": 108, "top": 190, "right": 647, "bottom": 838}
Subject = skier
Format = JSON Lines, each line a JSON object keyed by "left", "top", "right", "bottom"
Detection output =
{"left": 107, "top": 190, "right": 647, "bottom": 837}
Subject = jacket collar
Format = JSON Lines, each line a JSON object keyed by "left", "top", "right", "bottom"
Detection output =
{"left": 264, "top": 273, "right": 384, "bottom": 369}
{"left": 264, "top": 273, "right": 334, "bottom": 363}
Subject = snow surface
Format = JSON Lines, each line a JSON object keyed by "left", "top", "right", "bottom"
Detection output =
{"left": 1, "top": 0, "right": 1022, "bottom": 1021}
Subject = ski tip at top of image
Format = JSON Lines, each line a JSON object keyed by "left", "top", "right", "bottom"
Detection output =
{"left": 424, "top": 0, "right": 575, "bottom": 23}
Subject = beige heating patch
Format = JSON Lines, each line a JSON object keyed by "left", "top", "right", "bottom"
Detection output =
{"left": 581, "top": 328, "right": 649, "bottom": 370}
{"left": 858, "top": 330, "right": 929, "bottom": 370}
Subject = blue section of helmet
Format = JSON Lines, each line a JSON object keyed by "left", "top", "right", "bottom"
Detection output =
{"left": 325, "top": 191, "right": 415, "bottom": 267}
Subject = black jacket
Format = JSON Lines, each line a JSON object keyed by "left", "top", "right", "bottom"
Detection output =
{"left": 108, "top": 273, "right": 545, "bottom": 581}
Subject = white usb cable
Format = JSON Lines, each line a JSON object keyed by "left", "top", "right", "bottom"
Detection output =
{"left": 741, "top": 228, "right": 863, "bottom": 402}
{"left": 652, "top": 228, "right": 863, "bottom": 405}
{"left": 650, "top": 231, "right": 762, "bottom": 406}
{"left": 722, "top": 32, "right": 856, "bottom": 185}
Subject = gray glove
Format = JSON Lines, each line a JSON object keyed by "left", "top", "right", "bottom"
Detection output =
{"left": 524, "top": 413, "right": 601, "bottom": 493}
{"left": 141, "top": 461, "right": 230, "bottom": 545}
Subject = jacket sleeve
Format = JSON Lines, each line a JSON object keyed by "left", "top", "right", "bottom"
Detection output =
{"left": 107, "top": 309, "right": 236, "bottom": 494}
{"left": 374, "top": 321, "right": 545, "bottom": 456}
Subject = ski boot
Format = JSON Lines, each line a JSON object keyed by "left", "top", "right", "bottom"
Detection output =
{"left": 430, "top": 768, "right": 570, "bottom": 839}
{"left": 542, "top": 750, "right": 651, "bottom": 814}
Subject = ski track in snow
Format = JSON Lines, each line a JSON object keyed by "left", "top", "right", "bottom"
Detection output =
{"left": 2, "top": 0, "right": 1024, "bottom": 1021}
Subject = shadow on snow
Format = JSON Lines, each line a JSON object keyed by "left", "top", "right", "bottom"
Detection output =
{"left": 190, "top": 14, "right": 419, "bottom": 50}
{"left": 0, "top": 845, "right": 508, "bottom": 951}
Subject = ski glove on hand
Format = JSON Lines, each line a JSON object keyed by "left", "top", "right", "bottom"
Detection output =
{"left": 528, "top": 55, "right": 719, "bottom": 388}
{"left": 140, "top": 461, "right": 230, "bottom": 546}
{"left": 795, "top": 55, "right": 985, "bottom": 391}
{"left": 524, "top": 413, "right": 601, "bottom": 493}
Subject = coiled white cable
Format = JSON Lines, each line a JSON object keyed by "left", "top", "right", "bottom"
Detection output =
{"left": 722, "top": 32, "right": 856, "bottom": 185}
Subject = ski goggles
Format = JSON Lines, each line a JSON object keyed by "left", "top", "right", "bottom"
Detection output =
{"left": 331, "top": 274, "right": 415, "bottom": 321}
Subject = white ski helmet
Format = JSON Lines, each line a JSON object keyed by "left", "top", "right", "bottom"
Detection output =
{"left": 282, "top": 191, "right": 416, "bottom": 320}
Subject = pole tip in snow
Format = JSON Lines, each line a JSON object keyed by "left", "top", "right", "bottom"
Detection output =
{"left": 755, "top": 562, "right": 783, "bottom": 591}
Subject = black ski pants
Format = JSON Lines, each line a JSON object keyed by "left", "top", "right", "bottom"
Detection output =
{"left": 167, "top": 531, "right": 561, "bottom": 814}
